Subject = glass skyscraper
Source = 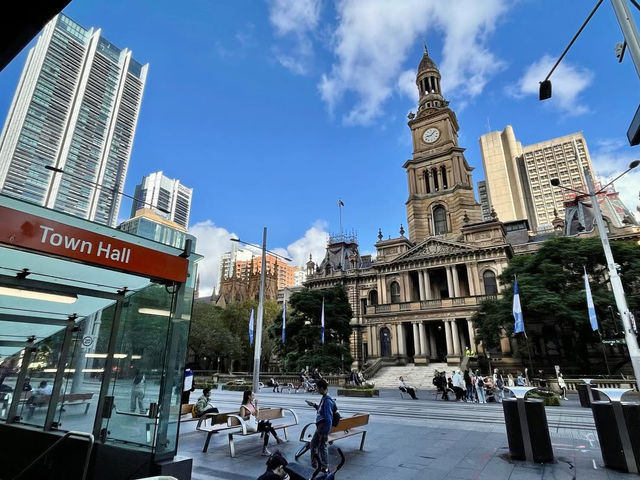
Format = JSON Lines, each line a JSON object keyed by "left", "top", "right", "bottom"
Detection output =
{"left": 0, "top": 14, "right": 148, "bottom": 226}
{"left": 131, "top": 171, "right": 193, "bottom": 229}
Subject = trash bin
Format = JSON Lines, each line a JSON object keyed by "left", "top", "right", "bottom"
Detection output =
{"left": 590, "top": 388, "right": 640, "bottom": 473}
{"left": 503, "top": 387, "right": 554, "bottom": 463}
{"left": 577, "top": 379, "right": 600, "bottom": 408}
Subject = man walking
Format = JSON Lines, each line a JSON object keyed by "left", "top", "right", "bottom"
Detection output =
{"left": 310, "top": 379, "right": 334, "bottom": 472}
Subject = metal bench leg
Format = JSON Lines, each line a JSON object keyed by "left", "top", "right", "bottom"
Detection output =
{"left": 84, "top": 403, "right": 90, "bottom": 414}
{"left": 228, "top": 433, "right": 235, "bottom": 457}
{"left": 283, "top": 428, "right": 288, "bottom": 440}
{"left": 203, "top": 431, "right": 216, "bottom": 453}
{"left": 359, "top": 431, "right": 367, "bottom": 451}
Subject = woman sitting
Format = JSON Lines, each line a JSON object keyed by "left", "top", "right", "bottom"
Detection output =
{"left": 239, "top": 390, "right": 284, "bottom": 455}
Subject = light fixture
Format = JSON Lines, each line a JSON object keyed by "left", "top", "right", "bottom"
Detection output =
{"left": 0, "top": 286, "right": 77, "bottom": 304}
{"left": 85, "top": 353, "right": 128, "bottom": 359}
{"left": 138, "top": 308, "right": 171, "bottom": 317}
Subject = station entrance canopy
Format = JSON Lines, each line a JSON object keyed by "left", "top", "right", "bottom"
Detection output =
{"left": 0, "top": 194, "right": 199, "bottom": 479}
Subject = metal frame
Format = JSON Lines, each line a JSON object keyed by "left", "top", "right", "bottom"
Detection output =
{"left": 6, "top": 344, "right": 36, "bottom": 423}
{"left": 44, "top": 320, "right": 77, "bottom": 430}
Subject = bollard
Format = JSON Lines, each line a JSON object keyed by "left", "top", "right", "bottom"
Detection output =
{"left": 502, "top": 387, "right": 554, "bottom": 463}
{"left": 590, "top": 388, "right": 640, "bottom": 474}
{"left": 577, "top": 379, "right": 600, "bottom": 408}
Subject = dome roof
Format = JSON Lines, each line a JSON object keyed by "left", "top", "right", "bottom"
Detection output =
{"left": 418, "top": 51, "right": 438, "bottom": 74}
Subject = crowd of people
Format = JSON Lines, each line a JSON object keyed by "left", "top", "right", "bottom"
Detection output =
{"left": 431, "top": 368, "right": 530, "bottom": 403}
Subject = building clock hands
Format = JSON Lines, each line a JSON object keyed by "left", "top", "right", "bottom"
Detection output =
{"left": 423, "top": 127, "right": 440, "bottom": 144}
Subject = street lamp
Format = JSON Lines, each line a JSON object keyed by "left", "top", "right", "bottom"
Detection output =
{"left": 230, "top": 230, "right": 291, "bottom": 393}
{"left": 550, "top": 160, "right": 640, "bottom": 381}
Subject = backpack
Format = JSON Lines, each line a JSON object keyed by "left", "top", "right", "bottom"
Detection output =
{"left": 331, "top": 401, "right": 341, "bottom": 427}
{"left": 477, "top": 377, "right": 484, "bottom": 387}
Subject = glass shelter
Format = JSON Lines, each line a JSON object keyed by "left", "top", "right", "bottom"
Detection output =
{"left": 0, "top": 194, "right": 199, "bottom": 479}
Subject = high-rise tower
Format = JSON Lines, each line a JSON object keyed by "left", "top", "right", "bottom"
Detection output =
{"left": 0, "top": 14, "right": 148, "bottom": 226}
{"left": 131, "top": 171, "right": 193, "bottom": 228}
{"left": 404, "top": 46, "right": 481, "bottom": 242}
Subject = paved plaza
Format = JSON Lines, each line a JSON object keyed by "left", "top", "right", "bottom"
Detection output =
{"left": 177, "top": 388, "right": 635, "bottom": 480}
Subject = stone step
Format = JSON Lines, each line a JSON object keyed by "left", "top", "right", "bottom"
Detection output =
{"left": 370, "top": 363, "right": 451, "bottom": 389}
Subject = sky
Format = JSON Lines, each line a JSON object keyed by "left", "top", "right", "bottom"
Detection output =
{"left": 1, "top": 0, "right": 639, "bottom": 297}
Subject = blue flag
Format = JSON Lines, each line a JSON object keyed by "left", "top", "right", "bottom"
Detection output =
{"left": 321, "top": 297, "right": 325, "bottom": 344}
{"left": 282, "top": 302, "right": 286, "bottom": 343}
{"left": 513, "top": 279, "right": 525, "bottom": 334}
{"left": 249, "top": 308, "right": 254, "bottom": 346}
{"left": 584, "top": 267, "right": 598, "bottom": 331}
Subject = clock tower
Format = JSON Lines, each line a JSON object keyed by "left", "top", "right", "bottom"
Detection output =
{"left": 404, "top": 46, "right": 482, "bottom": 242}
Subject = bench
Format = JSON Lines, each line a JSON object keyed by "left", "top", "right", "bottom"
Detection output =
{"left": 197, "top": 411, "right": 243, "bottom": 453}
{"left": 224, "top": 407, "right": 299, "bottom": 457}
{"left": 298, "top": 413, "right": 369, "bottom": 453}
{"left": 398, "top": 386, "right": 419, "bottom": 399}
{"left": 26, "top": 392, "right": 94, "bottom": 415}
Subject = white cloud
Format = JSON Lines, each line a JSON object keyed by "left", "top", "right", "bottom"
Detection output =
{"left": 591, "top": 138, "right": 640, "bottom": 220}
{"left": 510, "top": 54, "right": 593, "bottom": 115}
{"left": 283, "top": 221, "right": 330, "bottom": 267}
{"left": 317, "top": 0, "right": 508, "bottom": 125}
{"left": 268, "top": 0, "right": 321, "bottom": 75}
{"left": 189, "top": 220, "right": 330, "bottom": 298}
{"left": 397, "top": 69, "right": 418, "bottom": 104}
{"left": 188, "top": 220, "right": 238, "bottom": 298}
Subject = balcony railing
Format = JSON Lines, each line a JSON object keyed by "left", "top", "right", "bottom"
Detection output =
{"left": 367, "top": 294, "right": 502, "bottom": 315}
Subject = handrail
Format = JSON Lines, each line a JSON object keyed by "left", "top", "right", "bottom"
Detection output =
{"left": 361, "top": 358, "right": 384, "bottom": 379}
{"left": 12, "top": 430, "right": 94, "bottom": 480}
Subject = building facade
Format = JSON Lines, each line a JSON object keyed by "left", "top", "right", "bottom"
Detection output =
{"left": 0, "top": 14, "right": 147, "bottom": 226}
{"left": 118, "top": 208, "right": 196, "bottom": 251}
{"left": 479, "top": 126, "right": 595, "bottom": 232}
{"left": 131, "top": 171, "right": 193, "bottom": 229}
{"left": 477, "top": 180, "right": 491, "bottom": 221}
{"left": 305, "top": 48, "right": 513, "bottom": 368}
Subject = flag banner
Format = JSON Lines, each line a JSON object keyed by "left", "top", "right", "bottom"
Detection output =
{"left": 282, "top": 302, "right": 286, "bottom": 343}
{"left": 321, "top": 297, "right": 325, "bottom": 344}
{"left": 513, "top": 279, "right": 525, "bottom": 334}
{"left": 249, "top": 308, "right": 254, "bottom": 346}
{"left": 338, "top": 200, "right": 344, "bottom": 206}
{"left": 584, "top": 267, "right": 598, "bottom": 331}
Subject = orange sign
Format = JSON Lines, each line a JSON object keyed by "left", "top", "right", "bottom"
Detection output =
{"left": 0, "top": 205, "right": 188, "bottom": 283}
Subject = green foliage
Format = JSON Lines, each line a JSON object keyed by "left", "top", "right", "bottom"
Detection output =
{"left": 188, "top": 299, "right": 279, "bottom": 371}
{"left": 269, "top": 286, "right": 353, "bottom": 372}
{"left": 472, "top": 237, "right": 640, "bottom": 366}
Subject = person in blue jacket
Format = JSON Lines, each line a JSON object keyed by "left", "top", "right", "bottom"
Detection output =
{"left": 309, "top": 379, "right": 334, "bottom": 471}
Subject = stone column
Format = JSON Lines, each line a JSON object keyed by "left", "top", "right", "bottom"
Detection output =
{"left": 403, "top": 274, "right": 412, "bottom": 302}
{"left": 452, "top": 265, "right": 460, "bottom": 297}
{"left": 423, "top": 270, "right": 432, "bottom": 300}
{"left": 419, "top": 322, "right": 428, "bottom": 357}
{"left": 446, "top": 267, "right": 454, "bottom": 298}
{"left": 372, "top": 326, "right": 378, "bottom": 357}
{"left": 429, "top": 323, "right": 437, "bottom": 359}
{"left": 412, "top": 323, "right": 420, "bottom": 356}
{"left": 418, "top": 270, "right": 425, "bottom": 301}
{"left": 467, "top": 319, "right": 476, "bottom": 351}
{"left": 451, "top": 319, "right": 461, "bottom": 356}
{"left": 396, "top": 323, "right": 406, "bottom": 356}
{"left": 444, "top": 320, "right": 453, "bottom": 356}
{"left": 466, "top": 264, "right": 476, "bottom": 296}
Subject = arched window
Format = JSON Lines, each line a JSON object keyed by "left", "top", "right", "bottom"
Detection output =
{"left": 433, "top": 206, "right": 447, "bottom": 235}
{"left": 390, "top": 281, "right": 401, "bottom": 304}
{"left": 369, "top": 290, "right": 378, "bottom": 306}
{"left": 425, "top": 171, "right": 431, "bottom": 194}
{"left": 483, "top": 270, "right": 498, "bottom": 295}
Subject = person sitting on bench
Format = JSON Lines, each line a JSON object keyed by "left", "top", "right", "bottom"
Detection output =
{"left": 398, "top": 376, "right": 418, "bottom": 400}
{"left": 194, "top": 387, "right": 219, "bottom": 417}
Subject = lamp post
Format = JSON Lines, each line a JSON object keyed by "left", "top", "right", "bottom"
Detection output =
{"left": 231, "top": 230, "right": 291, "bottom": 393}
{"left": 550, "top": 160, "right": 640, "bottom": 381}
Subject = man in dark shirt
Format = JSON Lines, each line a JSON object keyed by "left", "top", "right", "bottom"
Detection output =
{"left": 257, "top": 450, "right": 289, "bottom": 479}
{"left": 310, "top": 379, "right": 334, "bottom": 471}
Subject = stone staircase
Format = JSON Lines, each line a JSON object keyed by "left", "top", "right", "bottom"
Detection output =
{"left": 369, "top": 362, "right": 450, "bottom": 390}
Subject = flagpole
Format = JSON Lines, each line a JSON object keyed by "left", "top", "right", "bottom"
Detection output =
{"left": 598, "top": 331, "right": 612, "bottom": 376}
{"left": 524, "top": 334, "right": 534, "bottom": 384}
{"left": 338, "top": 200, "right": 343, "bottom": 235}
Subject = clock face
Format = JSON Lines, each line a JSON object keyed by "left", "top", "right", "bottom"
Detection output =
{"left": 422, "top": 127, "right": 440, "bottom": 144}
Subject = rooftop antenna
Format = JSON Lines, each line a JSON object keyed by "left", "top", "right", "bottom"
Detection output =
{"left": 338, "top": 199, "right": 344, "bottom": 235}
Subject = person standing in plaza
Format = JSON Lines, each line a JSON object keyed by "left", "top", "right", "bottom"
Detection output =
{"left": 130, "top": 369, "right": 146, "bottom": 413}
{"left": 463, "top": 370, "right": 474, "bottom": 402}
{"left": 475, "top": 371, "right": 486, "bottom": 404}
{"left": 310, "top": 379, "right": 334, "bottom": 471}
{"left": 452, "top": 370, "right": 465, "bottom": 401}
{"left": 493, "top": 370, "right": 504, "bottom": 403}
{"left": 557, "top": 373, "right": 568, "bottom": 400}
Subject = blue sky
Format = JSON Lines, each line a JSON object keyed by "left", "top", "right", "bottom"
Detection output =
{"left": 1, "top": 0, "right": 639, "bottom": 296}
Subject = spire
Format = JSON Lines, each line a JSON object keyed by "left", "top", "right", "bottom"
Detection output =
{"left": 423, "top": 40, "right": 428, "bottom": 55}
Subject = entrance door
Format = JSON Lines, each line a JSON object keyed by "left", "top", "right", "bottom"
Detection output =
{"left": 380, "top": 327, "right": 391, "bottom": 357}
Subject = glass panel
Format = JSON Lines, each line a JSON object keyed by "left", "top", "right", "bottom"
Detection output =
{"left": 51, "top": 307, "right": 116, "bottom": 433}
{"left": 99, "top": 282, "right": 174, "bottom": 450}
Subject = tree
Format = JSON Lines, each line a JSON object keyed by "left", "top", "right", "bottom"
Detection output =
{"left": 472, "top": 237, "right": 640, "bottom": 370}
{"left": 269, "top": 286, "right": 353, "bottom": 373}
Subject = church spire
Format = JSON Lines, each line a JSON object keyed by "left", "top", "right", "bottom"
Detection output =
{"left": 416, "top": 46, "right": 444, "bottom": 110}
